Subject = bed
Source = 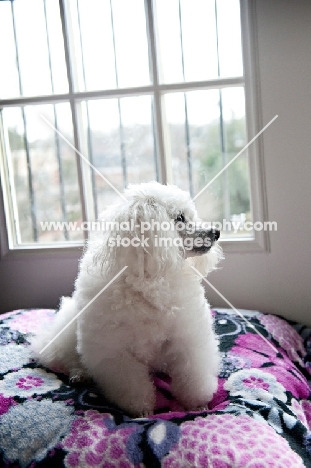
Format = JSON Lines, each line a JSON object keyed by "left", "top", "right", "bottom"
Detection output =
{"left": 1, "top": 307, "right": 311, "bottom": 467}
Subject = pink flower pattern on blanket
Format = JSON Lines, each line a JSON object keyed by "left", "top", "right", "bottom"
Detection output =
{"left": 16, "top": 375, "right": 45, "bottom": 390}
{"left": 243, "top": 375, "right": 269, "bottom": 390}
{"left": 0, "top": 394, "right": 15, "bottom": 416}
{"left": 231, "top": 333, "right": 310, "bottom": 399}
{"left": 258, "top": 313, "right": 306, "bottom": 366}
{"left": 224, "top": 369, "right": 287, "bottom": 402}
{"left": 0, "top": 308, "right": 311, "bottom": 467}
{"left": 0, "top": 368, "right": 62, "bottom": 397}
{"left": 4, "top": 309, "right": 55, "bottom": 334}
{"left": 62, "top": 410, "right": 140, "bottom": 468}
{"left": 162, "top": 414, "right": 305, "bottom": 467}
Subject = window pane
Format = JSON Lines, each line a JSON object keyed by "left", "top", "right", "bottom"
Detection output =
{"left": 0, "top": 2, "right": 20, "bottom": 98}
{"left": 2, "top": 104, "right": 83, "bottom": 244}
{"left": 155, "top": 0, "right": 243, "bottom": 83}
{"left": 112, "top": 0, "right": 150, "bottom": 87}
{"left": 13, "top": 0, "right": 52, "bottom": 96}
{"left": 221, "top": 87, "right": 251, "bottom": 236}
{"left": 154, "top": 0, "right": 184, "bottom": 83}
{"left": 0, "top": 0, "right": 251, "bottom": 247}
{"left": 164, "top": 89, "right": 221, "bottom": 193}
{"left": 44, "top": 0, "right": 69, "bottom": 94}
{"left": 216, "top": 0, "right": 243, "bottom": 77}
{"left": 0, "top": 0, "right": 68, "bottom": 98}
{"left": 180, "top": 0, "right": 219, "bottom": 82}
{"left": 72, "top": 0, "right": 150, "bottom": 91}
{"left": 70, "top": 0, "right": 117, "bottom": 91}
{"left": 120, "top": 96, "right": 157, "bottom": 184}
{"left": 164, "top": 88, "right": 251, "bottom": 236}
{"left": 82, "top": 95, "right": 157, "bottom": 214}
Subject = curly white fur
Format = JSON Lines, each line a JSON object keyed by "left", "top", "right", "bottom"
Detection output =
{"left": 32, "top": 182, "right": 222, "bottom": 416}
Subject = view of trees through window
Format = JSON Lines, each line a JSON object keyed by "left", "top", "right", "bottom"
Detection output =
{"left": 0, "top": 0, "right": 252, "bottom": 245}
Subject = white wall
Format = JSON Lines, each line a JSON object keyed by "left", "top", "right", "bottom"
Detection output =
{"left": 208, "top": 0, "right": 311, "bottom": 324}
{"left": 1, "top": 0, "right": 311, "bottom": 324}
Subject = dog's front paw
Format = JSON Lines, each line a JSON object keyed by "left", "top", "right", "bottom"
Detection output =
{"left": 69, "top": 367, "right": 89, "bottom": 385}
{"left": 121, "top": 392, "right": 155, "bottom": 418}
{"left": 171, "top": 375, "right": 218, "bottom": 411}
{"left": 135, "top": 410, "right": 154, "bottom": 419}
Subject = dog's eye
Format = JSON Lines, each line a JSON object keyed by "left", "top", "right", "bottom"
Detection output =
{"left": 175, "top": 214, "right": 185, "bottom": 223}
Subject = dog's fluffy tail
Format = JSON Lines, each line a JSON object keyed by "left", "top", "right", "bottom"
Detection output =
{"left": 31, "top": 296, "right": 81, "bottom": 375}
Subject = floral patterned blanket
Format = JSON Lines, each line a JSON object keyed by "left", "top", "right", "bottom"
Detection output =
{"left": 1, "top": 308, "right": 311, "bottom": 467}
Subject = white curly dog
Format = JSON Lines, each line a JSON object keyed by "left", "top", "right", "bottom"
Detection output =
{"left": 32, "top": 181, "right": 222, "bottom": 416}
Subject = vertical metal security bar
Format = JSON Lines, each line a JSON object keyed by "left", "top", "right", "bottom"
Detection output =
{"left": 58, "top": 0, "right": 89, "bottom": 236}
{"left": 11, "top": 2, "right": 38, "bottom": 242}
{"left": 84, "top": 103, "right": 98, "bottom": 219}
{"left": 76, "top": 0, "right": 98, "bottom": 219}
{"left": 151, "top": 99, "right": 159, "bottom": 181}
{"left": 178, "top": 0, "right": 193, "bottom": 196}
{"left": 215, "top": 0, "right": 230, "bottom": 221}
{"left": 145, "top": 0, "right": 171, "bottom": 184}
{"left": 109, "top": 0, "right": 127, "bottom": 187}
{"left": 144, "top": 0, "right": 158, "bottom": 182}
{"left": 0, "top": 110, "right": 21, "bottom": 246}
{"left": 144, "top": 0, "right": 168, "bottom": 184}
{"left": 43, "top": 0, "right": 69, "bottom": 240}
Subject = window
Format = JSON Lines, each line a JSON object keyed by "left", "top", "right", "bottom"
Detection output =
{"left": 0, "top": 0, "right": 265, "bottom": 251}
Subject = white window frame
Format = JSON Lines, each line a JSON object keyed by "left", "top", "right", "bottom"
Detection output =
{"left": 0, "top": 0, "right": 269, "bottom": 261}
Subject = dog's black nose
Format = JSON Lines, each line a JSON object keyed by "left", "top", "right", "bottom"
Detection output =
{"left": 209, "top": 229, "right": 220, "bottom": 242}
{"left": 213, "top": 229, "right": 220, "bottom": 241}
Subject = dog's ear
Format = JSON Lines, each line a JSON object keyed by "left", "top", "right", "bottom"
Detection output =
{"left": 90, "top": 201, "right": 133, "bottom": 272}
{"left": 129, "top": 198, "right": 183, "bottom": 278}
{"left": 91, "top": 196, "right": 184, "bottom": 278}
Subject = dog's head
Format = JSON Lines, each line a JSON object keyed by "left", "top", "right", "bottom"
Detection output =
{"left": 92, "top": 181, "right": 222, "bottom": 278}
